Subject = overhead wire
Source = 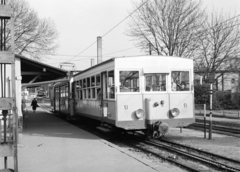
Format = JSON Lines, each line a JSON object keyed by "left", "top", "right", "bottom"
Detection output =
{"left": 65, "top": 0, "right": 150, "bottom": 63}
{"left": 50, "top": 47, "right": 137, "bottom": 58}
{"left": 56, "top": 1, "right": 240, "bottom": 66}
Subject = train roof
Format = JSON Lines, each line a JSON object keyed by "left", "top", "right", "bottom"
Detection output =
{"left": 73, "top": 55, "right": 193, "bottom": 77}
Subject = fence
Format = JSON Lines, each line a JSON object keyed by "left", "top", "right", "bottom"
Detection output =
{"left": 195, "top": 104, "right": 240, "bottom": 119}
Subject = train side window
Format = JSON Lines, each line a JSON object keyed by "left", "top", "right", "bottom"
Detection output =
{"left": 79, "top": 90, "right": 82, "bottom": 100}
{"left": 96, "top": 75, "right": 101, "bottom": 86}
{"left": 83, "top": 89, "right": 86, "bottom": 99}
{"left": 61, "top": 86, "right": 65, "bottom": 97}
{"left": 64, "top": 86, "right": 66, "bottom": 97}
{"left": 171, "top": 71, "right": 190, "bottom": 91}
{"left": 91, "top": 76, "right": 95, "bottom": 87}
{"left": 75, "top": 81, "right": 79, "bottom": 99}
{"left": 66, "top": 86, "right": 68, "bottom": 97}
{"left": 96, "top": 75, "right": 101, "bottom": 100}
{"left": 79, "top": 80, "right": 82, "bottom": 89}
{"left": 83, "top": 79, "right": 86, "bottom": 88}
{"left": 119, "top": 71, "right": 139, "bottom": 92}
{"left": 91, "top": 76, "right": 96, "bottom": 99}
{"left": 102, "top": 72, "right": 108, "bottom": 99}
{"left": 108, "top": 70, "right": 115, "bottom": 99}
{"left": 87, "top": 77, "right": 90, "bottom": 88}
{"left": 91, "top": 88, "right": 95, "bottom": 98}
{"left": 145, "top": 74, "right": 166, "bottom": 92}
{"left": 87, "top": 88, "right": 91, "bottom": 99}
{"left": 97, "top": 88, "right": 101, "bottom": 100}
{"left": 79, "top": 80, "right": 82, "bottom": 100}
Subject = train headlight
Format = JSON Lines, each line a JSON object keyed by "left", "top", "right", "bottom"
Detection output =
{"left": 135, "top": 109, "right": 144, "bottom": 119}
{"left": 170, "top": 108, "right": 180, "bottom": 117}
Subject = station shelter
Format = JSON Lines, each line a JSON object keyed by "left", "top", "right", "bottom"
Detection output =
{"left": 15, "top": 54, "right": 68, "bottom": 125}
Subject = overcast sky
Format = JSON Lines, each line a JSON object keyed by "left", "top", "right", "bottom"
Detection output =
{"left": 26, "top": 0, "right": 240, "bottom": 70}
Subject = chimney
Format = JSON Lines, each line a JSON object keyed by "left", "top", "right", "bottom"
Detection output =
{"left": 97, "top": 36, "right": 102, "bottom": 64}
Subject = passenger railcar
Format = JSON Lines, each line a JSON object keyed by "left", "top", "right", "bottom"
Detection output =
{"left": 53, "top": 56, "right": 195, "bottom": 137}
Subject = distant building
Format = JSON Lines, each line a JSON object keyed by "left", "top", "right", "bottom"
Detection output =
{"left": 194, "top": 71, "right": 240, "bottom": 92}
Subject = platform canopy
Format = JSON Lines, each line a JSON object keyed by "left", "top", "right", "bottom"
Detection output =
{"left": 17, "top": 54, "right": 68, "bottom": 85}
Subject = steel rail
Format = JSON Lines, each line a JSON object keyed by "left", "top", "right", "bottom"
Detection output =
{"left": 41, "top": 101, "right": 240, "bottom": 171}
{"left": 140, "top": 139, "right": 240, "bottom": 172}
{"left": 196, "top": 118, "right": 240, "bottom": 128}
{"left": 188, "top": 124, "right": 240, "bottom": 138}
{"left": 190, "top": 123, "right": 240, "bottom": 134}
{"left": 129, "top": 141, "right": 203, "bottom": 172}
{"left": 158, "top": 139, "right": 240, "bottom": 165}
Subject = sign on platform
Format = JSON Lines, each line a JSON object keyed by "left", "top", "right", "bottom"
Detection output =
{"left": 209, "top": 73, "right": 215, "bottom": 83}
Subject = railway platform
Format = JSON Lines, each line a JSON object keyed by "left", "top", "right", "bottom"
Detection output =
{"left": 1, "top": 103, "right": 161, "bottom": 172}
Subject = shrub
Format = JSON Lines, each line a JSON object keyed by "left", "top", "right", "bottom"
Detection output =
{"left": 194, "top": 84, "right": 209, "bottom": 105}
{"left": 194, "top": 84, "right": 240, "bottom": 109}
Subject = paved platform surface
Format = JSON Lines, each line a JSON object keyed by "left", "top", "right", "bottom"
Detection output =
{"left": 1, "top": 105, "right": 159, "bottom": 172}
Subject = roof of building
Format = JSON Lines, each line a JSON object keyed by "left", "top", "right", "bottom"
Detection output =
{"left": 17, "top": 54, "right": 68, "bottom": 84}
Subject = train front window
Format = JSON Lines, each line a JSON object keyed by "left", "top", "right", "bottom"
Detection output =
{"left": 119, "top": 71, "right": 139, "bottom": 92}
{"left": 145, "top": 74, "right": 166, "bottom": 92}
{"left": 171, "top": 71, "right": 190, "bottom": 91}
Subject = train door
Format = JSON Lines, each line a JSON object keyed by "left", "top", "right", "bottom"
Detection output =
{"left": 54, "top": 87, "right": 60, "bottom": 112}
{"left": 72, "top": 81, "right": 76, "bottom": 112}
{"left": 144, "top": 73, "right": 170, "bottom": 123}
{"left": 100, "top": 71, "right": 108, "bottom": 121}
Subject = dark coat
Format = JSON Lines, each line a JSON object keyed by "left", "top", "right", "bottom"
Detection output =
{"left": 31, "top": 99, "right": 38, "bottom": 110}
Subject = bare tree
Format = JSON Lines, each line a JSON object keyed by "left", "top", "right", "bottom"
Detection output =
{"left": 5, "top": 0, "right": 58, "bottom": 60}
{"left": 194, "top": 13, "right": 240, "bottom": 82}
{"left": 126, "top": 0, "right": 205, "bottom": 57}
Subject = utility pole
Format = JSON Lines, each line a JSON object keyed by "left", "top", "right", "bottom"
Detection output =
{"left": 208, "top": 73, "right": 215, "bottom": 140}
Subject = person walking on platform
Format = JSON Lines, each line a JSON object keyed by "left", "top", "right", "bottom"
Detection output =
{"left": 31, "top": 98, "right": 39, "bottom": 113}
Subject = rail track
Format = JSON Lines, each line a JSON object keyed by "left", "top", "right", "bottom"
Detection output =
{"left": 39, "top": 102, "right": 240, "bottom": 172}
{"left": 187, "top": 120, "right": 240, "bottom": 138}
{"left": 128, "top": 134, "right": 240, "bottom": 172}
{"left": 195, "top": 118, "right": 240, "bottom": 128}
{"left": 94, "top": 125, "right": 240, "bottom": 172}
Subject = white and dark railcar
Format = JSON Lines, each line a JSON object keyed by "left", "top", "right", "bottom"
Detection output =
{"left": 53, "top": 56, "right": 195, "bottom": 137}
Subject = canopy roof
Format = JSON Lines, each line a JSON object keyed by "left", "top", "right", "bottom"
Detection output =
{"left": 17, "top": 54, "right": 68, "bottom": 85}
